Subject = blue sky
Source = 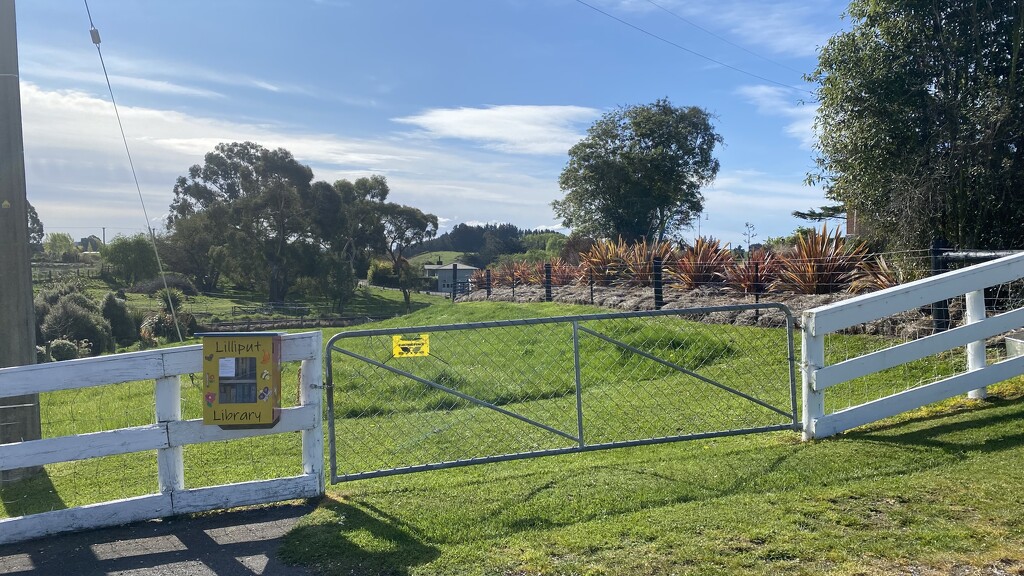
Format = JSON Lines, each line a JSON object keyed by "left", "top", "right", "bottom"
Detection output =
{"left": 14, "top": 0, "right": 850, "bottom": 247}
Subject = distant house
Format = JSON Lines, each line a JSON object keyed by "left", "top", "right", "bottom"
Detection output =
{"left": 423, "top": 261, "right": 478, "bottom": 293}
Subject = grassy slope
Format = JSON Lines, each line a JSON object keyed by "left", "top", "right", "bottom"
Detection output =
{"left": 407, "top": 251, "right": 466, "bottom": 268}
{"left": 280, "top": 302, "right": 1022, "bottom": 576}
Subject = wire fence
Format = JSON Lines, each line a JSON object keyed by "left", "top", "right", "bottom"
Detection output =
{"left": 463, "top": 249, "right": 941, "bottom": 306}
{"left": 326, "top": 305, "right": 797, "bottom": 482}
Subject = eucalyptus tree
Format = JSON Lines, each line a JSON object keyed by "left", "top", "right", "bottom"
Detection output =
{"left": 167, "top": 142, "right": 314, "bottom": 301}
{"left": 380, "top": 203, "right": 438, "bottom": 310}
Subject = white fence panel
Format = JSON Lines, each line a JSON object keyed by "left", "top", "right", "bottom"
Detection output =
{"left": 802, "top": 252, "right": 1024, "bottom": 439}
{"left": 0, "top": 331, "right": 323, "bottom": 545}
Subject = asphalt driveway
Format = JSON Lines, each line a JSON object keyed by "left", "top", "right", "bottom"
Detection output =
{"left": 0, "top": 502, "right": 316, "bottom": 576}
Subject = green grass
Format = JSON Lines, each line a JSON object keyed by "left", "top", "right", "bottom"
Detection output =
{"left": 282, "top": 379, "right": 1024, "bottom": 576}
{"left": 407, "top": 251, "right": 466, "bottom": 268}
{"left": 3, "top": 298, "right": 1019, "bottom": 575}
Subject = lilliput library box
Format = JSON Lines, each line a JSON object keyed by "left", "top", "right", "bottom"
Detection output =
{"left": 199, "top": 332, "right": 282, "bottom": 429}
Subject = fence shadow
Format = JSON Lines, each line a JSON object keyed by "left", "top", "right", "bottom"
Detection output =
{"left": 0, "top": 468, "right": 66, "bottom": 517}
{"left": 840, "top": 393, "right": 1024, "bottom": 454}
{"left": 283, "top": 497, "right": 439, "bottom": 575}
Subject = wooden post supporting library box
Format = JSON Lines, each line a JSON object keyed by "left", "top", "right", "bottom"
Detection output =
{"left": 200, "top": 332, "right": 282, "bottom": 429}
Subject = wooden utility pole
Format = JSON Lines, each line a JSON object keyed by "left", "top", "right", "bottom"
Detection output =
{"left": 0, "top": 0, "right": 42, "bottom": 481}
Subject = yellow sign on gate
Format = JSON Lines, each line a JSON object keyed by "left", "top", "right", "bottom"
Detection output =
{"left": 392, "top": 334, "right": 429, "bottom": 358}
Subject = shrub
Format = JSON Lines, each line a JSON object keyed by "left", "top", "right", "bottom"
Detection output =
{"left": 155, "top": 288, "right": 185, "bottom": 314}
{"left": 36, "top": 346, "right": 51, "bottom": 363}
{"left": 367, "top": 260, "right": 401, "bottom": 289}
{"left": 774, "top": 224, "right": 868, "bottom": 294}
{"left": 34, "top": 278, "right": 91, "bottom": 345}
{"left": 667, "top": 237, "right": 735, "bottom": 289}
{"left": 849, "top": 256, "right": 901, "bottom": 293}
{"left": 580, "top": 238, "right": 629, "bottom": 286}
{"left": 726, "top": 248, "right": 779, "bottom": 294}
{"left": 40, "top": 296, "right": 113, "bottom": 356}
{"left": 130, "top": 273, "right": 198, "bottom": 296}
{"left": 511, "top": 260, "right": 541, "bottom": 285}
{"left": 140, "top": 310, "right": 197, "bottom": 341}
{"left": 623, "top": 239, "right": 675, "bottom": 287}
{"left": 48, "top": 339, "right": 79, "bottom": 361}
{"left": 547, "top": 257, "right": 579, "bottom": 286}
{"left": 102, "top": 292, "right": 138, "bottom": 346}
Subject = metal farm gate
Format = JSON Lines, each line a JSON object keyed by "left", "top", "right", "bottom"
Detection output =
{"left": 325, "top": 305, "right": 797, "bottom": 483}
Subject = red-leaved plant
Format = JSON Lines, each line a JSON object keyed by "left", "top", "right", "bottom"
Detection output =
{"left": 666, "top": 237, "right": 735, "bottom": 289}
{"left": 773, "top": 224, "right": 867, "bottom": 294}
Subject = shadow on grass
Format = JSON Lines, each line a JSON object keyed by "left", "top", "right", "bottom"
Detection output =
{"left": 0, "top": 468, "right": 66, "bottom": 517}
{"left": 283, "top": 497, "right": 439, "bottom": 576}
{"left": 845, "top": 399, "right": 1024, "bottom": 455}
{"left": 346, "top": 289, "right": 433, "bottom": 317}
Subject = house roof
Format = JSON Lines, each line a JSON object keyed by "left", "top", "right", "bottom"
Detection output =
{"left": 423, "top": 262, "right": 479, "bottom": 271}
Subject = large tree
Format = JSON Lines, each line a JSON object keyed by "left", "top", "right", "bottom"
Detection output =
{"left": 303, "top": 175, "right": 390, "bottom": 312}
{"left": 168, "top": 142, "right": 314, "bottom": 301}
{"left": 380, "top": 203, "right": 438, "bottom": 310}
{"left": 810, "top": 0, "right": 1024, "bottom": 250}
{"left": 43, "top": 232, "right": 78, "bottom": 262}
{"left": 553, "top": 98, "right": 722, "bottom": 243}
{"left": 26, "top": 201, "right": 43, "bottom": 253}
{"left": 102, "top": 233, "right": 159, "bottom": 285}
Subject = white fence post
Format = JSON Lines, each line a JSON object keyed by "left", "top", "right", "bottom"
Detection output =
{"left": 155, "top": 375, "right": 184, "bottom": 496}
{"left": 965, "top": 289, "right": 988, "bottom": 399}
{"left": 801, "top": 312, "right": 825, "bottom": 440}
{"left": 300, "top": 332, "right": 325, "bottom": 494}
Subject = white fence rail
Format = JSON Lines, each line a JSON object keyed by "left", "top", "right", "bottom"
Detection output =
{"left": 0, "top": 331, "right": 323, "bottom": 545}
{"left": 802, "top": 252, "right": 1024, "bottom": 439}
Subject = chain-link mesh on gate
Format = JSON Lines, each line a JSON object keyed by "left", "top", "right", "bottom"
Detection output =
{"left": 325, "top": 304, "right": 797, "bottom": 483}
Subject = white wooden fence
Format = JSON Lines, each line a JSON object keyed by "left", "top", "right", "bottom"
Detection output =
{"left": 802, "top": 252, "right": 1024, "bottom": 439}
{"left": 0, "top": 331, "right": 323, "bottom": 545}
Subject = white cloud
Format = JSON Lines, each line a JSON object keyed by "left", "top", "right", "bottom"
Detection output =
{"left": 19, "top": 82, "right": 566, "bottom": 237}
{"left": 736, "top": 85, "right": 817, "bottom": 149}
{"left": 709, "top": 2, "right": 841, "bottom": 58}
{"left": 20, "top": 43, "right": 311, "bottom": 99}
{"left": 590, "top": 0, "right": 844, "bottom": 58}
{"left": 694, "top": 169, "right": 827, "bottom": 242}
{"left": 392, "top": 105, "right": 600, "bottom": 155}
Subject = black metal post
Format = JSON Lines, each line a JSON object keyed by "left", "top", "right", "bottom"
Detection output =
{"left": 485, "top": 269, "right": 491, "bottom": 298}
{"left": 544, "top": 263, "right": 552, "bottom": 302}
{"left": 512, "top": 271, "right": 516, "bottom": 302}
{"left": 589, "top": 269, "right": 594, "bottom": 304}
{"left": 451, "top": 263, "right": 458, "bottom": 301}
{"left": 753, "top": 262, "right": 760, "bottom": 322}
{"left": 930, "top": 238, "right": 951, "bottom": 332}
{"left": 653, "top": 257, "right": 663, "bottom": 310}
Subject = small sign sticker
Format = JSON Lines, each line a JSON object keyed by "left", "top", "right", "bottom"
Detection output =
{"left": 392, "top": 334, "right": 429, "bottom": 357}
{"left": 218, "top": 357, "right": 236, "bottom": 377}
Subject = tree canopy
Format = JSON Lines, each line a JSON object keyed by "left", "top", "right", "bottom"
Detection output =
{"left": 102, "top": 233, "right": 158, "bottom": 285}
{"left": 553, "top": 98, "right": 722, "bottom": 243}
{"left": 26, "top": 201, "right": 43, "bottom": 252}
{"left": 168, "top": 142, "right": 314, "bottom": 301}
{"left": 380, "top": 203, "right": 438, "bottom": 310}
{"left": 165, "top": 142, "right": 435, "bottom": 309}
{"left": 809, "top": 0, "right": 1024, "bottom": 250}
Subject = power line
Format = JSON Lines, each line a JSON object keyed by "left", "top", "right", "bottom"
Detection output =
{"left": 644, "top": 0, "right": 806, "bottom": 75}
{"left": 83, "top": 0, "right": 184, "bottom": 342}
{"left": 572, "top": 0, "right": 813, "bottom": 96}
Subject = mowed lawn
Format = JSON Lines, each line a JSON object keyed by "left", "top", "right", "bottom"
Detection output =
{"left": 283, "top": 302, "right": 1024, "bottom": 575}
{"left": 284, "top": 380, "right": 1024, "bottom": 575}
